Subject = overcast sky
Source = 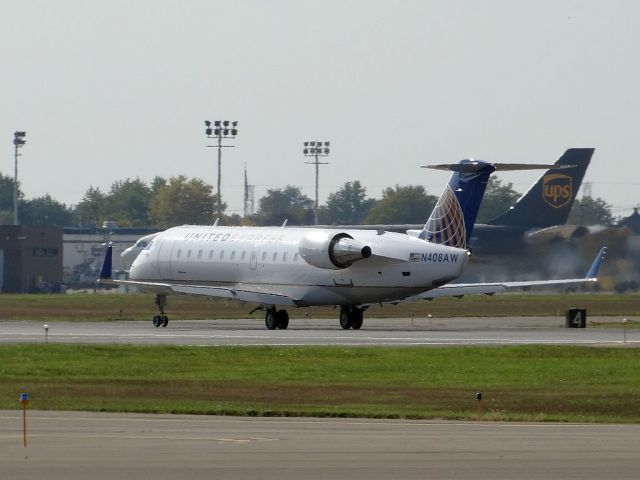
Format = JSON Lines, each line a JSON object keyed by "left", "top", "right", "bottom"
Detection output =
{"left": 2, "top": 0, "right": 639, "bottom": 219}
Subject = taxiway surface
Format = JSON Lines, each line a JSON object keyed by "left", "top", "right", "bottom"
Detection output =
{"left": 0, "top": 317, "right": 637, "bottom": 347}
{"left": 2, "top": 410, "right": 639, "bottom": 480}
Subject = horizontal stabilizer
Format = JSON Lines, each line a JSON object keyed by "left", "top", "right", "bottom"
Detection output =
{"left": 423, "top": 162, "right": 569, "bottom": 173}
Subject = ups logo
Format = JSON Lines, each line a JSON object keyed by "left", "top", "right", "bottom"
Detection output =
{"left": 543, "top": 173, "right": 572, "bottom": 208}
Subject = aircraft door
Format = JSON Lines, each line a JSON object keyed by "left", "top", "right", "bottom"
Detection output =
{"left": 156, "top": 239, "right": 175, "bottom": 279}
{"left": 249, "top": 247, "right": 259, "bottom": 270}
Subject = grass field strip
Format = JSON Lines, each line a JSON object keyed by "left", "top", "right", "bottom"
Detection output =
{"left": 1, "top": 330, "right": 638, "bottom": 347}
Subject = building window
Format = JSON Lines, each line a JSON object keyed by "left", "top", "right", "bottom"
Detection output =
{"left": 32, "top": 248, "right": 59, "bottom": 257}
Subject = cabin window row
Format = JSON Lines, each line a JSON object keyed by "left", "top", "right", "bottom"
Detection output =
{"left": 174, "top": 248, "right": 300, "bottom": 263}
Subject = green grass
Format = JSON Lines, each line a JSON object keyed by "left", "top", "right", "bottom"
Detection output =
{"left": 1, "top": 344, "right": 639, "bottom": 423}
{"left": 0, "top": 292, "right": 638, "bottom": 321}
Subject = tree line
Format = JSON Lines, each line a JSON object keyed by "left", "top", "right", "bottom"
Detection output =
{"left": 0, "top": 173, "right": 614, "bottom": 228}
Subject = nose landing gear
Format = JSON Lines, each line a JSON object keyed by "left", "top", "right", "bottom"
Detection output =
{"left": 152, "top": 294, "right": 168, "bottom": 328}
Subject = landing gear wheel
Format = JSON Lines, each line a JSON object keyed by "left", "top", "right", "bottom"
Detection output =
{"left": 339, "top": 310, "right": 352, "bottom": 330}
{"left": 153, "top": 295, "right": 168, "bottom": 329}
{"left": 276, "top": 310, "right": 289, "bottom": 330}
{"left": 265, "top": 310, "right": 278, "bottom": 330}
{"left": 339, "top": 306, "right": 364, "bottom": 330}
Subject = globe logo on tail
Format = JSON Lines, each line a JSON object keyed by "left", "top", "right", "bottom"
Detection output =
{"left": 421, "top": 185, "right": 466, "bottom": 249}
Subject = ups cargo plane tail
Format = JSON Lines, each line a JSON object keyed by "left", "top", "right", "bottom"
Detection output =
{"left": 98, "top": 159, "right": 604, "bottom": 330}
{"left": 486, "top": 148, "right": 593, "bottom": 228}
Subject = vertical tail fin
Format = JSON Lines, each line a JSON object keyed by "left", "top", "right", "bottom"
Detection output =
{"left": 486, "top": 148, "right": 593, "bottom": 228}
{"left": 419, "top": 160, "right": 496, "bottom": 249}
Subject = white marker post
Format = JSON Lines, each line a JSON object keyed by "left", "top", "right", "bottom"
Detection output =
{"left": 20, "top": 393, "right": 29, "bottom": 447}
{"left": 44, "top": 324, "right": 49, "bottom": 344}
{"left": 622, "top": 318, "right": 628, "bottom": 344}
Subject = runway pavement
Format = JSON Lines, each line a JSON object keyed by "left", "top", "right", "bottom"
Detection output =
{"left": 2, "top": 410, "right": 639, "bottom": 480}
{"left": 0, "top": 317, "right": 637, "bottom": 347}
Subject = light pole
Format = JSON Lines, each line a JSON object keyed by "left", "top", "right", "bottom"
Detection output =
{"left": 13, "top": 131, "right": 26, "bottom": 225}
{"left": 304, "top": 141, "right": 330, "bottom": 225}
{"left": 205, "top": 120, "right": 238, "bottom": 219}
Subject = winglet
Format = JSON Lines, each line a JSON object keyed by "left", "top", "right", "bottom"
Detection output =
{"left": 586, "top": 246, "right": 606, "bottom": 279}
{"left": 98, "top": 244, "right": 113, "bottom": 281}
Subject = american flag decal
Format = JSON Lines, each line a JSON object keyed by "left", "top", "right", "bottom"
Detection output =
{"left": 409, "top": 252, "right": 421, "bottom": 262}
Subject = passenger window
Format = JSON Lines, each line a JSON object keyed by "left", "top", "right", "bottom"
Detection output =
{"left": 282, "top": 252, "right": 288, "bottom": 262}
{"left": 187, "top": 249, "right": 192, "bottom": 259}
{"left": 262, "top": 252, "right": 267, "bottom": 261}
{"left": 220, "top": 251, "right": 225, "bottom": 260}
{"left": 231, "top": 251, "right": 236, "bottom": 260}
{"left": 272, "top": 252, "right": 277, "bottom": 262}
{"left": 197, "top": 250, "right": 203, "bottom": 259}
{"left": 241, "top": 251, "right": 246, "bottom": 261}
{"left": 176, "top": 249, "right": 182, "bottom": 259}
{"left": 209, "top": 250, "right": 214, "bottom": 260}
{"left": 294, "top": 253, "right": 299, "bottom": 262}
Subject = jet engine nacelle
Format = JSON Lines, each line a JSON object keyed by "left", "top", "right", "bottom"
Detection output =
{"left": 298, "top": 231, "right": 372, "bottom": 269}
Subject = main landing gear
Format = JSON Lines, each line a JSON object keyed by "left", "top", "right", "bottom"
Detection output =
{"left": 339, "top": 305, "right": 364, "bottom": 330}
{"left": 257, "top": 305, "right": 365, "bottom": 330}
{"left": 152, "top": 294, "right": 168, "bottom": 328}
{"left": 264, "top": 306, "right": 289, "bottom": 330}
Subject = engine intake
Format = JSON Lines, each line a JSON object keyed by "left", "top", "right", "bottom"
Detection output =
{"left": 299, "top": 232, "right": 372, "bottom": 269}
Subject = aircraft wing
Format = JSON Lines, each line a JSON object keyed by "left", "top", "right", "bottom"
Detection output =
{"left": 407, "top": 246, "right": 606, "bottom": 300}
{"left": 170, "top": 285, "right": 300, "bottom": 306}
{"left": 99, "top": 277, "right": 301, "bottom": 306}
{"left": 97, "top": 246, "right": 300, "bottom": 306}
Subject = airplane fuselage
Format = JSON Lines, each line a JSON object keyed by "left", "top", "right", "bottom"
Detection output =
{"left": 129, "top": 225, "right": 469, "bottom": 306}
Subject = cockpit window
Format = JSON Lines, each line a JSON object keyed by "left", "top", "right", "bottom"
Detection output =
{"left": 143, "top": 241, "right": 153, "bottom": 251}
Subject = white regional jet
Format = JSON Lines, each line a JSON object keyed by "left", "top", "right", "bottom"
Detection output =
{"left": 97, "top": 159, "right": 605, "bottom": 330}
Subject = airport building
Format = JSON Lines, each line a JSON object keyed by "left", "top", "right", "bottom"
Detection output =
{"left": 0, "top": 225, "right": 63, "bottom": 293}
{"left": 63, "top": 225, "right": 161, "bottom": 287}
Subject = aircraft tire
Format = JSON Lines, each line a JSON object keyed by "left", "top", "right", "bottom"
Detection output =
{"left": 265, "top": 311, "right": 278, "bottom": 330}
{"left": 351, "top": 308, "right": 363, "bottom": 329}
{"left": 276, "top": 310, "right": 289, "bottom": 329}
{"left": 162, "top": 315, "right": 169, "bottom": 327}
{"left": 152, "top": 315, "right": 162, "bottom": 328}
{"left": 339, "top": 310, "right": 352, "bottom": 330}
